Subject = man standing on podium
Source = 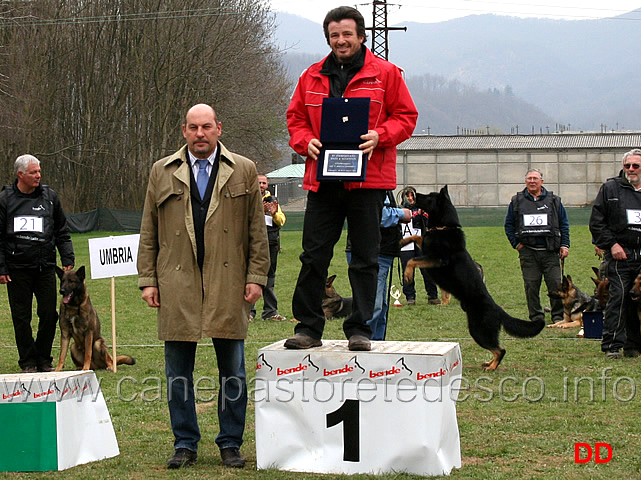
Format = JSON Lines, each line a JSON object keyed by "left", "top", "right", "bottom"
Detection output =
{"left": 285, "top": 6, "right": 418, "bottom": 352}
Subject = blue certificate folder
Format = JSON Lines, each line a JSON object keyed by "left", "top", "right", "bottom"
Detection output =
{"left": 317, "top": 97, "right": 370, "bottom": 181}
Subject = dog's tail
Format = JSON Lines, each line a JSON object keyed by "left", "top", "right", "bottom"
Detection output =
{"left": 501, "top": 312, "right": 545, "bottom": 338}
{"left": 116, "top": 355, "right": 136, "bottom": 366}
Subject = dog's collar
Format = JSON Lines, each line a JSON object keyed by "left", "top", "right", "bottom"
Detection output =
{"left": 426, "top": 225, "right": 461, "bottom": 232}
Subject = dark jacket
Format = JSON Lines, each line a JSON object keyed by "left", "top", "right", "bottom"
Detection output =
{"left": 505, "top": 187, "right": 570, "bottom": 251}
{"left": 0, "top": 182, "right": 74, "bottom": 273}
{"left": 590, "top": 171, "right": 641, "bottom": 252}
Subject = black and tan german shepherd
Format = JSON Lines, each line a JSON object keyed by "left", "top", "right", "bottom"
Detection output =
{"left": 401, "top": 186, "right": 545, "bottom": 370}
{"left": 55, "top": 266, "right": 135, "bottom": 371}
{"left": 322, "top": 274, "right": 353, "bottom": 319}
{"left": 548, "top": 274, "right": 599, "bottom": 329}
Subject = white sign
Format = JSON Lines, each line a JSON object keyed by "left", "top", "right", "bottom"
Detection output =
{"left": 88, "top": 234, "right": 140, "bottom": 280}
{"left": 255, "top": 340, "right": 462, "bottom": 477}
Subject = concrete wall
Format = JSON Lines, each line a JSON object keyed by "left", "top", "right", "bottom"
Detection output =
{"left": 396, "top": 149, "right": 626, "bottom": 207}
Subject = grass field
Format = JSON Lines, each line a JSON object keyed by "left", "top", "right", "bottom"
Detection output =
{"left": 0, "top": 225, "right": 639, "bottom": 479}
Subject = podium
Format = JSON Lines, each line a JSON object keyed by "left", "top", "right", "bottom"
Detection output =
{"left": 0, "top": 371, "right": 119, "bottom": 471}
{"left": 255, "top": 340, "right": 462, "bottom": 476}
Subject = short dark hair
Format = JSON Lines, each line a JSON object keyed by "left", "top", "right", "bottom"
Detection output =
{"left": 323, "top": 6, "right": 367, "bottom": 45}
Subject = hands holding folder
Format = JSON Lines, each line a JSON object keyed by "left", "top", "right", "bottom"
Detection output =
{"left": 307, "top": 130, "right": 379, "bottom": 160}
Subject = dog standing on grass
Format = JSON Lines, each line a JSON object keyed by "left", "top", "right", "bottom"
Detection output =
{"left": 402, "top": 186, "right": 545, "bottom": 371}
{"left": 55, "top": 266, "right": 135, "bottom": 371}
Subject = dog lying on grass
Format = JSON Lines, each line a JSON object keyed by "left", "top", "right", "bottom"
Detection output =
{"left": 55, "top": 266, "right": 135, "bottom": 371}
{"left": 401, "top": 186, "right": 545, "bottom": 371}
{"left": 548, "top": 274, "right": 599, "bottom": 330}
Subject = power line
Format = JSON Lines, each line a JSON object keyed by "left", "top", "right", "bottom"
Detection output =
{"left": 0, "top": 7, "right": 244, "bottom": 27}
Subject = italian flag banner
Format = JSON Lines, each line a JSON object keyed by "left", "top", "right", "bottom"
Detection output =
{"left": 0, "top": 371, "right": 119, "bottom": 471}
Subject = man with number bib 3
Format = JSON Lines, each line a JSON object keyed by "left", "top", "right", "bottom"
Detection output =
{"left": 0, "top": 155, "right": 75, "bottom": 373}
{"left": 505, "top": 168, "right": 570, "bottom": 327}
{"left": 590, "top": 149, "right": 641, "bottom": 359}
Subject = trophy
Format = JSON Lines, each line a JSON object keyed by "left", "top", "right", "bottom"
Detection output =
{"left": 390, "top": 285, "right": 403, "bottom": 307}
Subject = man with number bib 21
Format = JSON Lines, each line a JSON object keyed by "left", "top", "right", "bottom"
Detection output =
{"left": 505, "top": 168, "right": 570, "bottom": 327}
{"left": 0, "top": 155, "right": 75, "bottom": 373}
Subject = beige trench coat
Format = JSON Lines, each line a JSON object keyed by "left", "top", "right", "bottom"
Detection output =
{"left": 137, "top": 144, "right": 269, "bottom": 341}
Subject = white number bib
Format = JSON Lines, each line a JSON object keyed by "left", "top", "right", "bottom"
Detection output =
{"left": 523, "top": 214, "right": 548, "bottom": 227}
{"left": 14, "top": 216, "right": 43, "bottom": 233}
{"left": 626, "top": 209, "right": 641, "bottom": 225}
{"left": 401, "top": 224, "right": 421, "bottom": 251}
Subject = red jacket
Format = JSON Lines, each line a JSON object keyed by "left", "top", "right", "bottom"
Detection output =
{"left": 287, "top": 47, "right": 418, "bottom": 191}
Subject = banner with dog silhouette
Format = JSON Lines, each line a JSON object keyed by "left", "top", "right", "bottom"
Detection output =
{"left": 255, "top": 340, "right": 462, "bottom": 476}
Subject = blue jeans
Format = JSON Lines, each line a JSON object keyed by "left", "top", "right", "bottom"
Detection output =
{"left": 367, "top": 255, "right": 394, "bottom": 340}
{"left": 164, "top": 339, "right": 247, "bottom": 452}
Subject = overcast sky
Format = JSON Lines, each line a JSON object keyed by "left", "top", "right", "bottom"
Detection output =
{"left": 269, "top": 0, "right": 641, "bottom": 24}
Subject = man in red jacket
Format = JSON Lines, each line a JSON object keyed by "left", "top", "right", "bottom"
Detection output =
{"left": 285, "top": 6, "right": 418, "bottom": 352}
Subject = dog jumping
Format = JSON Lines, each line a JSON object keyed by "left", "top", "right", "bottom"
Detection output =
{"left": 55, "top": 266, "right": 135, "bottom": 371}
{"left": 322, "top": 274, "right": 353, "bottom": 319}
{"left": 401, "top": 186, "right": 545, "bottom": 371}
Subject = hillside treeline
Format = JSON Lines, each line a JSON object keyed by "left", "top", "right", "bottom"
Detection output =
{"left": 0, "top": 0, "right": 290, "bottom": 212}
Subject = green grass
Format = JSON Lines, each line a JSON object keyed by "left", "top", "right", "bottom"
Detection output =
{"left": 0, "top": 227, "right": 639, "bottom": 479}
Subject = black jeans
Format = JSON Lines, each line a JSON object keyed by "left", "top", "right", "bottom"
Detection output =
{"left": 292, "top": 184, "right": 385, "bottom": 340}
{"left": 518, "top": 248, "right": 563, "bottom": 323}
{"left": 602, "top": 254, "right": 641, "bottom": 353}
{"left": 6, "top": 267, "right": 58, "bottom": 369}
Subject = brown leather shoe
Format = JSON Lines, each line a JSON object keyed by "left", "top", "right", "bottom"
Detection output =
{"left": 348, "top": 335, "right": 371, "bottom": 351}
{"left": 284, "top": 333, "right": 322, "bottom": 349}
{"left": 220, "top": 447, "right": 246, "bottom": 468}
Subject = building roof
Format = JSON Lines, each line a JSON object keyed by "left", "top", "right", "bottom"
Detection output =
{"left": 398, "top": 132, "right": 641, "bottom": 151}
{"left": 266, "top": 164, "right": 305, "bottom": 178}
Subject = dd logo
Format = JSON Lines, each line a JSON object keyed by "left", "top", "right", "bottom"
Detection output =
{"left": 574, "top": 443, "right": 612, "bottom": 464}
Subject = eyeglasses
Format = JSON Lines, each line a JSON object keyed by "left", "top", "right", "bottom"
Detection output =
{"left": 624, "top": 163, "right": 641, "bottom": 170}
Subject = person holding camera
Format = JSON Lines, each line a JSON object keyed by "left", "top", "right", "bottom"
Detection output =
{"left": 251, "top": 174, "right": 287, "bottom": 322}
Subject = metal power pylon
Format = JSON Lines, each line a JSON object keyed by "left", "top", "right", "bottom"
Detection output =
{"left": 369, "top": 0, "right": 406, "bottom": 59}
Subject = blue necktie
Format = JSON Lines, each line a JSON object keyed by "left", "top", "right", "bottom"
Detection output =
{"left": 196, "top": 159, "right": 209, "bottom": 198}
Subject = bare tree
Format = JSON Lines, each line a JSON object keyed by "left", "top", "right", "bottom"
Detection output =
{"left": 0, "top": 0, "right": 290, "bottom": 211}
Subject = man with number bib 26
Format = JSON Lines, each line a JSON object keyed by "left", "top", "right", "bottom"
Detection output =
{"left": 505, "top": 168, "right": 570, "bottom": 327}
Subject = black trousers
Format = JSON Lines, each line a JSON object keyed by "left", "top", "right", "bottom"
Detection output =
{"left": 6, "top": 267, "right": 58, "bottom": 369}
{"left": 292, "top": 184, "right": 385, "bottom": 340}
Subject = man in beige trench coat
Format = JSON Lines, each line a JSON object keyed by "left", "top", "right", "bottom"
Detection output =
{"left": 138, "top": 103, "right": 269, "bottom": 469}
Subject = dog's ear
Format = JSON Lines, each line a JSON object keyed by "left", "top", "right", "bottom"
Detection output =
{"left": 591, "top": 277, "right": 600, "bottom": 286}
{"left": 592, "top": 266, "right": 600, "bottom": 276}
{"left": 326, "top": 274, "right": 336, "bottom": 286}
{"left": 55, "top": 266, "right": 65, "bottom": 280}
{"left": 77, "top": 266, "right": 86, "bottom": 281}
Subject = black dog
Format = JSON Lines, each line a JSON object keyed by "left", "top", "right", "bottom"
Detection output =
{"left": 402, "top": 186, "right": 545, "bottom": 370}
